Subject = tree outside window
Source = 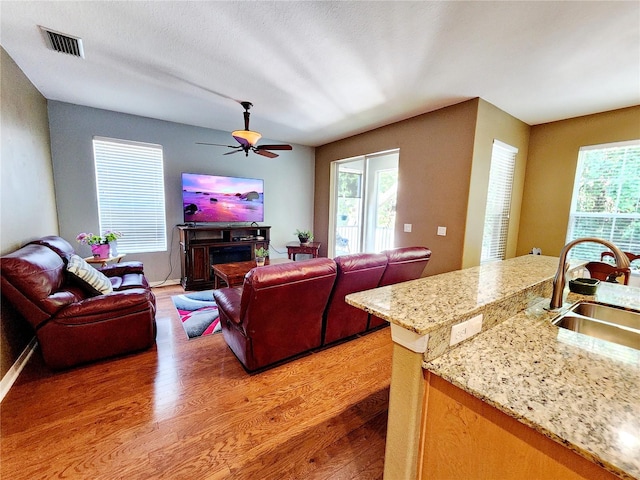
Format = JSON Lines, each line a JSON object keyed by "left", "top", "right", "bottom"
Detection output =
{"left": 567, "top": 141, "right": 640, "bottom": 261}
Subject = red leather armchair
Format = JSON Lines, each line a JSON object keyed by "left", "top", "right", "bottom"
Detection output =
{"left": 323, "top": 253, "right": 388, "bottom": 345}
{"left": 1, "top": 236, "right": 156, "bottom": 369}
{"left": 213, "top": 258, "right": 337, "bottom": 372}
{"left": 368, "top": 246, "right": 432, "bottom": 330}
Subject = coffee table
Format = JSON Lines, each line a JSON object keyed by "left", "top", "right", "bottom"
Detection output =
{"left": 212, "top": 258, "right": 291, "bottom": 289}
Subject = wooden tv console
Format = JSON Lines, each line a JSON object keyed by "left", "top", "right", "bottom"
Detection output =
{"left": 178, "top": 225, "right": 270, "bottom": 290}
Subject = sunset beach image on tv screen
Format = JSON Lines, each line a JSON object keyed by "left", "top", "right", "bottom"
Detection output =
{"left": 182, "top": 173, "right": 264, "bottom": 223}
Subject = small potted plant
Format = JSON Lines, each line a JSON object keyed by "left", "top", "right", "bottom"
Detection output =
{"left": 255, "top": 246, "right": 269, "bottom": 267}
{"left": 76, "top": 232, "right": 110, "bottom": 259}
{"left": 77, "top": 231, "right": 123, "bottom": 258}
{"left": 294, "top": 229, "right": 313, "bottom": 245}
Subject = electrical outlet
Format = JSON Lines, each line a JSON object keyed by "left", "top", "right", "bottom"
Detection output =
{"left": 437, "top": 226, "right": 447, "bottom": 236}
{"left": 449, "top": 314, "right": 483, "bottom": 346}
{"left": 404, "top": 223, "right": 412, "bottom": 233}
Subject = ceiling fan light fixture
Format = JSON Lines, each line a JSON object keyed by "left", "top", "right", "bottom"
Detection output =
{"left": 232, "top": 129, "right": 262, "bottom": 146}
{"left": 197, "top": 102, "right": 291, "bottom": 158}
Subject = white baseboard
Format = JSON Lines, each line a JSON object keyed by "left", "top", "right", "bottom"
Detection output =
{"left": 0, "top": 337, "right": 37, "bottom": 403}
{"left": 150, "top": 278, "right": 181, "bottom": 287}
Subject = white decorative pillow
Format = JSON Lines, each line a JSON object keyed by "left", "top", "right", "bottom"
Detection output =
{"left": 66, "top": 254, "right": 114, "bottom": 295}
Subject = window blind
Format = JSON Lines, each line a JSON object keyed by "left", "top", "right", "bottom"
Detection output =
{"left": 481, "top": 140, "right": 518, "bottom": 264}
{"left": 567, "top": 140, "right": 640, "bottom": 262}
{"left": 93, "top": 137, "right": 167, "bottom": 254}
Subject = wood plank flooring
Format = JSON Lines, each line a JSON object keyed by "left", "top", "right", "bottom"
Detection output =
{"left": 1, "top": 285, "right": 392, "bottom": 479}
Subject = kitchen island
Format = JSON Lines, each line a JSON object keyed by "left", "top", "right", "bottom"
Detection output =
{"left": 346, "top": 255, "right": 640, "bottom": 480}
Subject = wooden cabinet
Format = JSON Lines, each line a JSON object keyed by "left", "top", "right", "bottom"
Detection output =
{"left": 419, "top": 373, "right": 617, "bottom": 480}
{"left": 178, "top": 225, "right": 270, "bottom": 290}
{"left": 189, "top": 245, "right": 209, "bottom": 284}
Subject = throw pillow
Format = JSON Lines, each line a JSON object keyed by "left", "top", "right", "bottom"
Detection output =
{"left": 66, "top": 254, "right": 114, "bottom": 295}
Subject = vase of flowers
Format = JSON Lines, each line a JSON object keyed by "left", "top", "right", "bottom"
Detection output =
{"left": 91, "top": 243, "right": 110, "bottom": 259}
{"left": 76, "top": 231, "right": 123, "bottom": 259}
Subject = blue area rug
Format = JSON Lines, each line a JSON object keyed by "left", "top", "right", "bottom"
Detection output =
{"left": 171, "top": 290, "right": 221, "bottom": 339}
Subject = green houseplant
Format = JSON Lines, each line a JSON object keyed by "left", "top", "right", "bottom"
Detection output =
{"left": 294, "top": 229, "right": 313, "bottom": 244}
{"left": 255, "top": 246, "right": 268, "bottom": 266}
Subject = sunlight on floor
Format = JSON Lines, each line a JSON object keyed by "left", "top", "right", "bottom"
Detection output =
{"left": 153, "top": 314, "right": 181, "bottom": 420}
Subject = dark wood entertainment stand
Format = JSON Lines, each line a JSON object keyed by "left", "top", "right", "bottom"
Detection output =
{"left": 178, "top": 225, "right": 270, "bottom": 290}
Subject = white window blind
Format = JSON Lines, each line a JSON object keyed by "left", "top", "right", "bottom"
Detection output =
{"left": 481, "top": 140, "right": 518, "bottom": 264}
{"left": 93, "top": 137, "right": 167, "bottom": 254}
{"left": 566, "top": 140, "right": 640, "bottom": 261}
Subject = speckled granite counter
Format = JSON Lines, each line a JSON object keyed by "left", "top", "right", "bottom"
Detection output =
{"left": 346, "top": 255, "right": 640, "bottom": 479}
{"left": 347, "top": 254, "right": 565, "bottom": 361}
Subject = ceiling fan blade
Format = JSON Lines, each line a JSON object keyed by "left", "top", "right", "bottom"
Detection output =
{"left": 256, "top": 144, "right": 292, "bottom": 151}
{"left": 254, "top": 149, "right": 279, "bottom": 159}
{"left": 196, "top": 142, "right": 238, "bottom": 148}
{"left": 223, "top": 149, "right": 244, "bottom": 155}
{"left": 232, "top": 135, "right": 251, "bottom": 148}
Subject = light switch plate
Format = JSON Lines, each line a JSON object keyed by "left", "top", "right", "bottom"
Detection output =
{"left": 437, "top": 226, "right": 447, "bottom": 236}
{"left": 404, "top": 223, "right": 412, "bottom": 233}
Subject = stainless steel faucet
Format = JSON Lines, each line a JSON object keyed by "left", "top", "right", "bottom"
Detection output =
{"left": 549, "top": 237, "right": 631, "bottom": 310}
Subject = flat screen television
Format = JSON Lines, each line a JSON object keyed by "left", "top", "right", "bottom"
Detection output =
{"left": 182, "top": 172, "right": 264, "bottom": 223}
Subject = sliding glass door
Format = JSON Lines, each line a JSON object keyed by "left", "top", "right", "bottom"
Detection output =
{"left": 330, "top": 150, "right": 399, "bottom": 256}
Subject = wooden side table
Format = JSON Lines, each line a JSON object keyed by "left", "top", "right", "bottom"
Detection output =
{"left": 286, "top": 242, "right": 321, "bottom": 261}
{"left": 84, "top": 253, "right": 126, "bottom": 268}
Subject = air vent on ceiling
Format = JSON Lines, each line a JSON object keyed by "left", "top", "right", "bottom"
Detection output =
{"left": 40, "top": 26, "right": 84, "bottom": 58}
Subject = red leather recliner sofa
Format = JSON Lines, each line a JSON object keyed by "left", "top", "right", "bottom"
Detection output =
{"left": 213, "top": 247, "right": 431, "bottom": 372}
{"left": 323, "top": 252, "right": 388, "bottom": 345}
{"left": 1, "top": 236, "right": 157, "bottom": 369}
{"left": 368, "top": 246, "right": 432, "bottom": 329}
{"left": 213, "top": 258, "right": 337, "bottom": 372}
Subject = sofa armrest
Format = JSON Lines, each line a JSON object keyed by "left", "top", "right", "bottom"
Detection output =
{"left": 53, "top": 288, "right": 155, "bottom": 325}
{"left": 99, "top": 261, "right": 144, "bottom": 277}
{"left": 213, "top": 287, "right": 243, "bottom": 325}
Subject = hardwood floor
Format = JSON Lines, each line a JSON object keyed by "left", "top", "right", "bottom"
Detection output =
{"left": 1, "top": 285, "right": 392, "bottom": 479}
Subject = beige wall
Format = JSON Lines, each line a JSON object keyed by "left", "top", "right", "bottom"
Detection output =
{"left": 517, "top": 106, "right": 640, "bottom": 258}
{"left": 0, "top": 47, "right": 58, "bottom": 378}
{"left": 462, "top": 99, "right": 530, "bottom": 268}
{"left": 315, "top": 100, "right": 479, "bottom": 276}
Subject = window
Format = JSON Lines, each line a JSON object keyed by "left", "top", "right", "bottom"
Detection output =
{"left": 481, "top": 140, "right": 517, "bottom": 263}
{"left": 331, "top": 150, "right": 398, "bottom": 256}
{"left": 93, "top": 137, "right": 167, "bottom": 253}
{"left": 566, "top": 140, "right": 640, "bottom": 261}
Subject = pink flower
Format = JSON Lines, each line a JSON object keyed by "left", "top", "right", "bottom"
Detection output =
{"left": 76, "top": 233, "right": 91, "bottom": 244}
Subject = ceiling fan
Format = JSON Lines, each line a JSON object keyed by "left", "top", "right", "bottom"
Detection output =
{"left": 197, "top": 101, "right": 293, "bottom": 158}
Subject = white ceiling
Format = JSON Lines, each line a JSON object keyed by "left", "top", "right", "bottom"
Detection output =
{"left": 2, "top": 1, "right": 639, "bottom": 147}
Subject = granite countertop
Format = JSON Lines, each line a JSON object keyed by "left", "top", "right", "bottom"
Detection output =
{"left": 346, "top": 255, "right": 563, "bottom": 336}
{"left": 346, "top": 255, "right": 640, "bottom": 479}
{"left": 427, "top": 288, "right": 640, "bottom": 479}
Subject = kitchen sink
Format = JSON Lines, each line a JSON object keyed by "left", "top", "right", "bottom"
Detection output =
{"left": 552, "top": 301, "right": 640, "bottom": 351}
